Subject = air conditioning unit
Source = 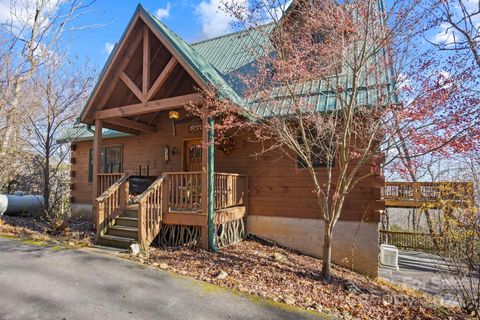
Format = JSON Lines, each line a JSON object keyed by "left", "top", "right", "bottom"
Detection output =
{"left": 379, "top": 244, "right": 399, "bottom": 270}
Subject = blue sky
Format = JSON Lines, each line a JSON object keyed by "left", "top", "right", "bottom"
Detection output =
{"left": 63, "top": 0, "right": 241, "bottom": 70}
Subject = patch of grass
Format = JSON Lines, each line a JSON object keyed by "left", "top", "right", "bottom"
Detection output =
{"left": 0, "top": 234, "right": 18, "bottom": 239}
{"left": 21, "top": 239, "right": 49, "bottom": 246}
{"left": 50, "top": 245, "right": 67, "bottom": 251}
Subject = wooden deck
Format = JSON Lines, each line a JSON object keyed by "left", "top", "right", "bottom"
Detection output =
{"left": 382, "top": 181, "right": 473, "bottom": 208}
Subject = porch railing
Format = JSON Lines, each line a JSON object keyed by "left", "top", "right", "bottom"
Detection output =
{"left": 98, "top": 173, "right": 124, "bottom": 196}
{"left": 166, "top": 172, "right": 202, "bottom": 212}
{"left": 137, "top": 174, "right": 167, "bottom": 249}
{"left": 95, "top": 174, "right": 130, "bottom": 237}
{"left": 164, "top": 172, "right": 248, "bottom": 213}
{"left": 214, "top": 173, "right": 247, "bottom": 210}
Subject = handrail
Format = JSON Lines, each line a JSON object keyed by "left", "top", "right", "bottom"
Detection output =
{"left": 96, "top": 174, "right": 130, "bottom": 201}
{"left": 95, "top": 173, "right": 130, "bottom": 238}
{"left": 137, "top": 174, "right": 167, "bottom": 250}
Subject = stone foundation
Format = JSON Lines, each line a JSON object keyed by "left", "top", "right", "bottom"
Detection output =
{"left": 246, "top": 215, "right": 379, "bottom": 277}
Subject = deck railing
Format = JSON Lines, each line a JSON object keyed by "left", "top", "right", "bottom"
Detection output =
{"left": 379, "top": 230, "right": 446, "bottom": 252}
{"left": 95, "top": 174, "right": 130, "bottom": 237}
{"left": 97, "top": 173, "right": 124, "bottom": 196}
{"left": 382, "top": 181, "right": 473, "bottom": 202}
{"left": 214, "top": 173, "right": 248, "bottom": 210}
{"left": 137, "top": 174, "right": 167, "bottom": 249}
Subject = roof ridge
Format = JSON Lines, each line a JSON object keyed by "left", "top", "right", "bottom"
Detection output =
{"left": 190, "top": 22, "right": 274, "bottom": 46}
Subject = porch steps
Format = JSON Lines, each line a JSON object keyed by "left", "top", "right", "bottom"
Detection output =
{"left": 97, "top": 206, "right": 139, "bottom": 249}
{"left": 97, "top": 234, "right": 136, "bottom": 249}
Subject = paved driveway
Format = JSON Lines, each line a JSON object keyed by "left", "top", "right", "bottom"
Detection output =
{"left": 0, "top": 237, "right": 327, "bottom": 320}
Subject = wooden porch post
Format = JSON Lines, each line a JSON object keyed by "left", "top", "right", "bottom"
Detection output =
{"left": 92, "top": 119, "right": 103, "bottom": 233}
{"left": 201, "top": 108, "right": 209, "bottom": 249}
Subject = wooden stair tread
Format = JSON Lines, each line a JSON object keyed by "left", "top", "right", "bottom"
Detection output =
{"left": 109, "top": 225, "right": 138, "bottom": 232}
{"left": 117, "top": 216, "right": 138, "bottom": 220}
{"left": 99, "top": 234, "right": 136, "bottom": 242}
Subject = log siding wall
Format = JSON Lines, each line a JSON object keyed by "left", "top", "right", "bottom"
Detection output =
{"left": 70, "top": 123, "right": 383, "bottom": 223}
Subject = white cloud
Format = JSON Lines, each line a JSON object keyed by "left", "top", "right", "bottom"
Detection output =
{"left": 265, "top": 0, "right": 292, "bottom": 22}
{"left": 195, "top": 0, "right": 247, "bottom": 38}
{"left": 104, "top": 42, "right": 115, "bottom": 54}
{"left": 432, "top": 23, "right": 455, "bottom": 45}
{"left": 0, "top": 0, "right": 65, "bottom": 29}
{"left": 155, "top": 2, "right": 171, "bottom": 20}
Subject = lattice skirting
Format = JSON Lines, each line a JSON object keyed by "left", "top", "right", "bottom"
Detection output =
{"left": 156, "top": 224, "right": 201, "bottom": 247}
{"left": 215, "top": 218, "right": 246, "bottom": 248}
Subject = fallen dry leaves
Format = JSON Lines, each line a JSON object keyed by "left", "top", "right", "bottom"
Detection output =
{"left": 0, "top": 215, "right": 94, "bottom": 247}
{"left": 137, "top": 238, "right": 466, "bottom": 320}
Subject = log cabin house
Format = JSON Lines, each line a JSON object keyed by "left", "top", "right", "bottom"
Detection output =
{"left": 60, "top": 4, "right": 390, "bottom": 277}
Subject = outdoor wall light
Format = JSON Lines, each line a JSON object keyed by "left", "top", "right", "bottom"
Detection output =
{"left": 169, "top": 110, "right": 180, "bottom": 120}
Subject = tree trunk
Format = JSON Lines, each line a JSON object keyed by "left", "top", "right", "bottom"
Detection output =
{"left": 321, "top": 222, "right": 333, "bottom": 281}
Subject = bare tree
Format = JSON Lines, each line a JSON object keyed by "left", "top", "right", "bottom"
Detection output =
{"left": 427, "top": 0, "right": 480, "bottom": 68}
{"left": 23, "top": 57, "right": 92, "bottom": 229}
{"left": 0, "top": 0, "right": 98, "bottom": 189}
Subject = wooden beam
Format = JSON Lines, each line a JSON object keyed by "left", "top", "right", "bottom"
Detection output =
{"left": 95, "top": 93, "right": 203, "bottom": 119}
{"left": 119, "top": 71, "right": 144, "bottom": 102}
{"left": 94, "top": 27, "right": 143, "bottom": 112}
{"left": 92, "top": 119, "right": 103, "bottom": 234}
{"left": 147, "top": 56, "right": 177, "bottom": 101}
{"left": 104, "top": 117, "right": 157, "bottom": 133}
{"left": 142, "top": 26, "right": 150, "bottom": 99}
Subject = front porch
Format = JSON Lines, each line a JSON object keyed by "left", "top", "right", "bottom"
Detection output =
{"left": 95, "top": 171, "right": 247, "bottom": 250}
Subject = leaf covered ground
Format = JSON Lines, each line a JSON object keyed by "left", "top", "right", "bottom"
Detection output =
{"left": 0, "top": 216, "right": 467, "bottom": 319}
{"left": 137, "top": 238, "right": 466, "bottom": 320}
{"left": 0, "top": 215, "right": 94, "bottom": 247}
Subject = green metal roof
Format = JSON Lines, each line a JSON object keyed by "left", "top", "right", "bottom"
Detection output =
{"left": 141, "top": 6, "right": 243, "bottom": 105}
{"left": 57, "top": 124, "right": 131, "bottom": 143}
{"left": 64, "top": 4, "right": 397, "bottom": 142}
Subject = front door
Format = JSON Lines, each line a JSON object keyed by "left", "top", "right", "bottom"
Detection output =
{"left": 183, "top": 139, "right": 202, "bottom": 172}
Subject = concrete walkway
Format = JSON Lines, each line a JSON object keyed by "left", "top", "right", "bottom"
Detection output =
{"left": 379, "top": 250, "right": 459, "bottom": 305}
{"left": 0, "top": 237, "right": 327, "bottom": 320}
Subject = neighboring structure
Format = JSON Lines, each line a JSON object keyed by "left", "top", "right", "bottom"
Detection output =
{"left": 60, "top": 4, "right": 389, "bottom": 277}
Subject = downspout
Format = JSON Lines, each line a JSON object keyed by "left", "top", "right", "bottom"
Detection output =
{"left": 86, "top": 124, "right": 95, "bottom": 134}
{"left": 208, "top": 116, "right": 218, "bottom": 252}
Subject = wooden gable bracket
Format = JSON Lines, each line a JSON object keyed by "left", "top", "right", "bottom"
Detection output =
{"left": 97, "top": 28, "right": 144, "bottom": 110}
{"left": 119, "top": 71, "right": 143, "bottom": 102}
{"left": 147, "top": 56, "right": 177, "bottom": 101}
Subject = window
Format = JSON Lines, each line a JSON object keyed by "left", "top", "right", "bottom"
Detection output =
{"left": 88, "top": 146, "right": 123, "bottom": 183}
{"left": 296, "top": 130, "right": 335, "bottom": 169}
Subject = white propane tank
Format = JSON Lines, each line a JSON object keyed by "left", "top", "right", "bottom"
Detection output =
{"left": 0, "top": 194, "right": 44, "bottom": 215}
